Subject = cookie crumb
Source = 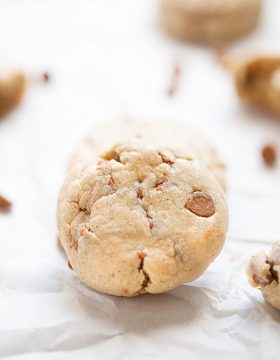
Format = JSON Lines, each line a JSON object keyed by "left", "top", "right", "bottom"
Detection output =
{"left": 42, "top": 72, "right": 50, "bottom": 83}
{"left": 167, "top": 62, "right": 182, "bottom": 97}
{"left": 0, "top": 195, "right": 12, "bottom": 211}
{"left": 262, "top": 144, "right": 277, "bottom": 166}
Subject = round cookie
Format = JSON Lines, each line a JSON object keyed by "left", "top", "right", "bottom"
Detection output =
{"left": 247, "top": 242, "right": 280, "bottom": 310}
{"left": 234, "top": 55, "right": 280, "bottom": 115}
{"left": 160, "top": 0, "right": 261, "bottom": 44}
{"left": 57, "top": 119, "right": 228, "bottom": 296}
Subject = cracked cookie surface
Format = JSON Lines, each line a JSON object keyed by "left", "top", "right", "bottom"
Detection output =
{"left": 57, "top": 119, "right": 228, "bottom": 296}
{"left": 247, "top": 241, "right": 280, "bottom": 310}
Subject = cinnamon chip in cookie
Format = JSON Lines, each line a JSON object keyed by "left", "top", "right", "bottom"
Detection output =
{"left": 185, "top": 191, "right": 215, "bottom": 217}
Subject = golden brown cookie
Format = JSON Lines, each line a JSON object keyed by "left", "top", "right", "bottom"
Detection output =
{"left": 160, "top": 0, "right": 261, "bottom": 44}
{"left": 234, "top": 56, "right": 280, "bottom": 115}
{"left": 57, "top": 119, "right": 228, "bottom": 296}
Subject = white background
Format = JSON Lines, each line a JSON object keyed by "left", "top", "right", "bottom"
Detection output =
{"left": 0, "top": 0, "right": 280, "bottom": 359}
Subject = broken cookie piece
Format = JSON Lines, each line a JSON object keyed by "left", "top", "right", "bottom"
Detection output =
{"left": 234, "top": 56, "right": 280, "bottom": 115}
{"left": 247, "top": 241, "right": 280, "bottom": 310}
{"left": 0, "top": 71, "right": 25, "bottom": 117}
{"left": 57, "top": 119, "right": 228, "bottom": 297}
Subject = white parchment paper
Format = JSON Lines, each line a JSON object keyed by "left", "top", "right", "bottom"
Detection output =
{"left": 0, "top": 0, "right": 280, "bottom": 358}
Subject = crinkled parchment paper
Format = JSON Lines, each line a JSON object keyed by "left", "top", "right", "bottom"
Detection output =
{"left": 0, "top": 0, "right": 280, "bottom": 358}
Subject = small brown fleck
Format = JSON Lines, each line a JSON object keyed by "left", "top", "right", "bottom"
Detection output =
{"left": 266, "top": 259, "right": 279, "bottom": 283}
{"left": 262, "top": 144, "right": 277, "bottom": 166}
{"left": 0, "top": 195, "right": 12, "bottom": 211}
{"left": 156, "top": 176, "right": 168, "bottom": 191}
{"left": 167, "top": 62, "right": 182, "bottom": 97}
{"left": 42, "top": 72, "right": 50, "bottom": 82}
{"left": 186, "top": 156, "right": 193, "bottom": 161}
{"left": 137, "top": 187, "right": 143, "bottom": 200}
{"left": 159, "top": 152, "right": 174, "bottom": 165}
{"left": 157, "top": 176, "right": 168, "bottom": 186}
{"left": 67, "top": 260, "right": 73, "bottom": 270}
{"left": 147, "top": 217, "right": 153, "bottom": 230}
{"left": 185, "top": 191, "right": 215, "bottom": 217}
{"left": 108, "top": 176, "right": 115, "bottom": 186}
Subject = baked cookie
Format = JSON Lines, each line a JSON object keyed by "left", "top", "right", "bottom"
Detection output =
{"left": 57, "top": 119, "right": 228, "bottom": 296}
{"left": 0, "top": 71, "right": 25, "bottom": 117}
{"left": 247, "top": 241, "right": 280, "bottom": 310}
{"left": 234, "top": 56, "right": 280, "bottom": 115}
{"left": 160, "top": 0, "right": 261, "bottom": 44}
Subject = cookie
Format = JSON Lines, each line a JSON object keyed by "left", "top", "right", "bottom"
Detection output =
{"left": 160, "top": 0, "right": 261, "bottom": 43}
{"left": 234, "top": 56, "right": 280, "bottom": 115}
{"left": 247, "top": 242, "right": 280, "bottom": 310}
{"left": 0, "top": 71, "right": 25, "bottom": 117}
{"left": 57, "top": 119, "right": 228, "bottom": 296}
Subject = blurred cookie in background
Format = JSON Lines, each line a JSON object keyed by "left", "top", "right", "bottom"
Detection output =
{"left": 160, "top": 0, "right": 262, "bottom": 44}
{"left": 233, "top": 55, "right": 280, "bottom": 116}
{"left": 0, "top": 70, "right": 25, "bottom": 118}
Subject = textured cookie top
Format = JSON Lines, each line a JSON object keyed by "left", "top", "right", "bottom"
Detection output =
{"left": 58, "top": 132, "right": 228, "bottom": 296}
{"left": 68, "top": 118, "right": 226, "bottom": 191}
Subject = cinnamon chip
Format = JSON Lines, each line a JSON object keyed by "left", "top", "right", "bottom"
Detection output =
{"left": 262, "top": 144, "right": 277, "bottom": 166}
{"left": 159, "top": 152, "right": 174, "bottom": 165}
{"left": 102, "top": 150, "right": 120, "bottom": 162}
{"left": 0, "top": 195, "right": 12, "bottom": 211}
{"left": 42, "top": 72, "right": 50, "bottom": 83}
{"left": 67, "top": 260, "right": 73, "bottom": 270}
{"left": 185, "top": 191, "right": 215, "bottom": 217}
{"left": 138, "top": 252, "right": 147, "bottom": 259}
{"left": 137, "top": 187, "right": 143, "bottom": 200}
